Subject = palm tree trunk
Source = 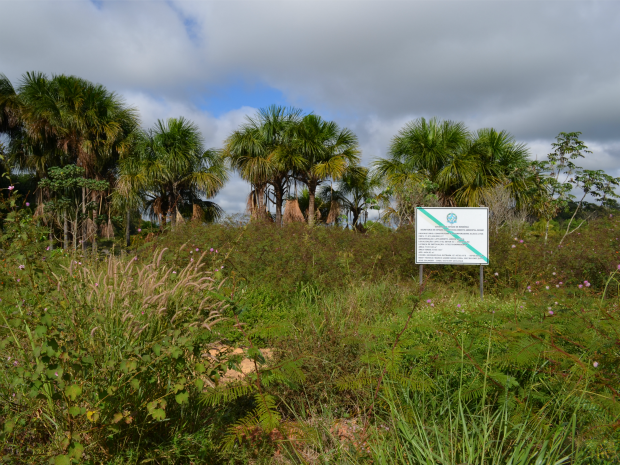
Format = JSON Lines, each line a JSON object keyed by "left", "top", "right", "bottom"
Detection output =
{"left": 91, "top": 209, "right": 96, "bottom": 254}
{"left": 275, "top": 185, "right": 283, "bottom": 226}
{"left": 308, "top": 182, "right": 317, "bottom": 226}
{"left": 63, "top": 211, "right": 68, "bottom": 250}
{"left": 82, "top": 186, "right": 87, "bottom": 253}
{"left": 126, "top": 207, "right": 131, "bottom": 247}
{"left": 169, "top": 189, "right": 176, "bottom": 229}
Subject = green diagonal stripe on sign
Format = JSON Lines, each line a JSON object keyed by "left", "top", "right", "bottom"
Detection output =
{"left": 418, "top": 208, "right": 488, "bottom": 263}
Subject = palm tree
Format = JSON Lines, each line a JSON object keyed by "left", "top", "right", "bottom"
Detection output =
{"left": 116, "top": 117, "right": 228, "bottom": 230}
{"left": 225, "top": 105, "right": 302, "bottom": 224}
{"left": 286, "top": 114, "right": 360, "bottom": 226}
{"left": 0, "top": 72, "right": 139, "bottom": 249}
{"left": 374, "top": 117, "right": 531, "bottom": 207}
{"left": 319, "top": 166, "right": 381, "bottom": 230}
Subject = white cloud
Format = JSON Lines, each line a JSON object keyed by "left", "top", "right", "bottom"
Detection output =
{"left": 1, "top": 0, "right": 619, "bottom": 213}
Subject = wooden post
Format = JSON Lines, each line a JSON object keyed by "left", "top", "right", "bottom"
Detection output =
{"left": 419, "top": 264, "right": 423, "bottom": 286}
{"left": 480, "top": 265, "right": 484, "bottom": 300}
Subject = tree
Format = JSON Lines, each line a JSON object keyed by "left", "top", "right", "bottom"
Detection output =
{"left": 225, "top": 105, "right": 302, "bottom": 224}
{"left": 0, "top": 72, "right": 139, "bottom": 250}
{"left": 38, "top": 165, "right": 109, "bottom": 250}
{"left": 556, "top": 169, "right": 620, "bottom": 246}
{"left": 319, "top": 167, "right": 381, "bottom": 230}
{"left": 373, "top": 118, "right": 531, "bottom": 208}
{"left": 287, "top": 114, "right": 360, "bottom": 226}
{"left": 116, "top": 117, "right": 227, "bottom": 231}
{"left": 528, "top": 132, "right": 590, "bottom": 242}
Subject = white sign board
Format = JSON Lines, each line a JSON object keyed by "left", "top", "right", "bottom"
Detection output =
{"left": 415, "top": 207, "right": 489, "bottom": 265}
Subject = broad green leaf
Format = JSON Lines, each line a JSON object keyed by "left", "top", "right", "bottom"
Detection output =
{"left": 3, "top": 420, "right": 15, "bottom": 433}
{"left": 195, "top": 363, "right": 206, "bottom": 374}
{"left": 153, "top": 344, "right": 161, "bottom": 356}
{"left": 69, "top": 442, "right": 84, "bottom": 460}
{"left": 68, "top": 406, "right": 81, "bottom": 416}
{"left": 112, "top": 412, "right": 123, "bottom": 424}
{"left": 34, "top": 325, "right": 47, "bottom": 337}
{"left": 53, "top": 455, "right": 70, "bottom": 465}
{"left": 195, "top": 378, "right": 204, "bottom": 391}
{"left": 130, "top": 378, "right": 140, "bottom": 390}
{"left": 64, "top": 385, "right": 82, "bottom": 401}
{"left": 175, "top": 391, "right": 189, "bottom": 405}
{"left": 170, "top": 346, "right": 182, "bottom": 359}
{"left": 151, "top": 408, "right": 166, "bottom": 421}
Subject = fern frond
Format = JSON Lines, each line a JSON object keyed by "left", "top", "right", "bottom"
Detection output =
{"left": 200, "top": 383, "right": 255, "bottom": 407}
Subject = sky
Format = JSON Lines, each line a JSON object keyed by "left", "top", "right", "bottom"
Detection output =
{"left": 1, "top": 0, "right": 619, "bottom": 213}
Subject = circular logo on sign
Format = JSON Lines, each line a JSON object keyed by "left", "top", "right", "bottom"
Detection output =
{"left": 447, "top": 213, "right": 457, "bottom": 224}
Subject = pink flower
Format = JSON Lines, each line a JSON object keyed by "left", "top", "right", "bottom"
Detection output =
{"left": 8, "top": 185, "right": 14, "bottom": 191}
{"left": 430, "top": 303, "right": 434, "bottom": 307}
{"left": 552, "top": 272, "right": 556, "bottom": 275}
{"left": 527, "top": 286, "right": 531, "bottom": 289}
{"left": 95, "top": 283, "right": 98, "bottom": 287}
{"left": 548, "top": 310, "right": 554, "bottom": 315}
{"left": 585, "top": 282, "right": 590, "bottom": 287}
{"left": 210, "top": 248, "right": 214, "bottom": 252}
{"left": 578, "top": 284, "right": 583, "bottom": 288}
{"left": 511, "top": 245, "right": 516, "bottom": 248}
{"left": 617, "top": 264, "right": 620, "bottom": 270}
{"left": 593, "top": 361, "right": 599, "bottom": 368}
{"left": 18, "top": 264, "right": 25, "bottom": 270}
{"left": 54, "top": 372, "right": 58, "bottom": 377}
{"left": 25, "top": 202, "right": 30, "bottom": 207}
{"left": 221, "top": 265, "right": 224, "bottom": 269}
{"left": 519, "top": 240, "right": 524, "bottom": 243}
{"left": 426, "top": 299, "right": 431, "bottom": 303}
{"left": 536, "top": 281, "right": 540, "bottom": 284}
{"left": 16, "top": 279, "right": 20, "bottom": 282}
{"left": 545, "top": 286, "right": 549, "bottom": 290}
{"left": 172, "top": 271, "right": 176, "bottom": 274}
{"left": 559, "top": 282, "right": 563, "bottom": 285}
{"left": 457, "top": 304, "right": 461, "bottom": 308}
{"left": 196, "top": 248, "right": 199, "bottom": 252}
{"left": 138, "top": 228, "right": 142, "bottom": 232}
{"left": 216, "top": 249, "right": 218, "bottom": 253}
{"left": 134, "top": 257, "right": 138, "bottom": 261}
{"left": 46, "top": 246, "right": 50, "bottom": 251}
{"left": 190, "top": 258, "right": 194, "bottom": 262}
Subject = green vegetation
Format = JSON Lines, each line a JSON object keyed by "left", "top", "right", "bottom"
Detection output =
{"left": 2, "top": 70, "right": 620, "bottom": 463}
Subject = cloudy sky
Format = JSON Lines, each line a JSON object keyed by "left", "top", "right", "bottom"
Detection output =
{"left": 1, "top": 0, "right": 619, "bottom": 212}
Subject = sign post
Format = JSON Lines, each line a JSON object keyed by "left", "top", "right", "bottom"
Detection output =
{"left": 415, "top": 207, "right": 489, "bottom": 299}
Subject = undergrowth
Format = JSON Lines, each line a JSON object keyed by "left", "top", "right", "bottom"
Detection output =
{"left": 1, "top": 211, "right": 620, "bottom": 463}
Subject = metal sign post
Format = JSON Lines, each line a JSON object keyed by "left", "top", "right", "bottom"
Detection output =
{"left": 415, "top": 207, "right": 489, "bottom": 300}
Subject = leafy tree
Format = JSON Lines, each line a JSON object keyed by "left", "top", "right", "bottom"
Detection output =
{"left": 286, "top": 114, "right": 360, "bottom": 226}
{"left": 373, "top": 118, "right": 531, "bottom": 208}
{"left": 38, "top": 165, "right": 109, "bottom": 249}
{"left": 528, "top": 132, "right": 590, "bottom": 242}
{"left": 0, "top": 72, "right": 138, "bottom": 250}
{"left": 116, "top": 117, "right": 227, "bottom": 230}
{"left": 225, "top": 105, "right": 302, "bottom": 224}
{"left": 319, "top": 166, "right": 381, "bottom": 230}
